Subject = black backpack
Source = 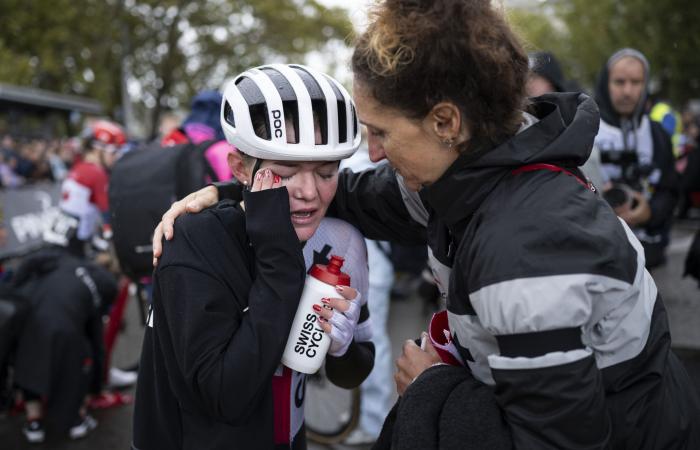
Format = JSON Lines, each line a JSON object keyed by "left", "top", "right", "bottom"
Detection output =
{"left": 109, "top": 140, "right": 218, "bottom": 280}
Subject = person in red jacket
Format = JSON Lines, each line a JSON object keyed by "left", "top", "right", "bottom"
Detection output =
{"left": 59, "top": 120, "right": 125, "bottom": 256}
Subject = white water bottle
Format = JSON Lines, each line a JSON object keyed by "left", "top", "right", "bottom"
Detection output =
{"left": 281, "top": 255, "right": 351, "bottom": 374}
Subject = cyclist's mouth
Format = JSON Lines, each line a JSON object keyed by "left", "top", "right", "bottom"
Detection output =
{"left": 291, "top": 209, "right": 317, "bottom": 224}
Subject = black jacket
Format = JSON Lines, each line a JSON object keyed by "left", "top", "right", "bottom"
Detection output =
{"left": 329, "top": 94, "right": 699, "bottom": 449}
{"left": 13, "top": 247, "right": 116, "bottom": 430}
{"left": 133, "top": 189, "right": 373, "bottom": 450}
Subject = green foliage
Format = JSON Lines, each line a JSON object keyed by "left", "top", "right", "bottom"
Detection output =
{"left": 0, "top": 0, "right": 352, "bottom": 135}
{"left": 510, "top": 0, "right": 700, "bottom": 106}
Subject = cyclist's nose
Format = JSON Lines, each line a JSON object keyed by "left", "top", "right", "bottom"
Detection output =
{"left": 292, "top": 172, "right": 318, "bottom": 201}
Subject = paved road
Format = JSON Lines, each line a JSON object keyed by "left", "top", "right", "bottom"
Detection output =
{"left": 1, "top": 222, "right": 699, "bottom": 450}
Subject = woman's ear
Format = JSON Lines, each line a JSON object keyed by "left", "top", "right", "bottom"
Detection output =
{"left": 428, "top": 102, "right": 471, "bottom": 147}
{"left": 228, "top": 151, "right": 250, "bottom": 184}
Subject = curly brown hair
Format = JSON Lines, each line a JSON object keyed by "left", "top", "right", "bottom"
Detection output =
{"left": 352, "top": 0, "right": 529, "bottom": 153}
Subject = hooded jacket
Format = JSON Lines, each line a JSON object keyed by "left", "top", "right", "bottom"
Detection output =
{"left": 326, "top": 93, "right": 699, "bottom": 449}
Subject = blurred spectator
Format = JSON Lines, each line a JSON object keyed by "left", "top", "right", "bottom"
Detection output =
{"left": 649, "top": 95, "right": 683, "bottom": 156}
{"left": 527, "top": 51, "right": 567, "bottom": 97}
{"left": 594, "top": 48, "right": 679, "bottom": 268}
{"left": 60, "top": 120, "right": 125, "bottom": 256}
{"left": 157, "top": 111, "right": 185, "bottom": 144}
{"left": 526, "top": 51, "right": 607, "bottom": 190}
{"left": 0, "top": 135, "right": 80, "bottom": 187}
{"left": 12, "top": 243, "right": 118, "bottom": 443}
{"left": 677, "top": 111, "right": 700, "bottom": 218}
{"left": 160, "top": 90, "right": 235, "bottom": 182}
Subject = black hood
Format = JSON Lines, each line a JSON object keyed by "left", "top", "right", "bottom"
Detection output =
{"left": 421, "top": 92, "right": 600, "bottom": 227}
{"left": 12, "top": 247, "right": 72, "bottom": 287}
{"left": 529, "top": 51, "right": 566, "bottom": 93}
{"left": 594, "top": 48, "right": 650, "bottom": 128}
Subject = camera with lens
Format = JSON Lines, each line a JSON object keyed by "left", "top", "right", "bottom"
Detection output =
{"left": 600, "top": 148, "right": 653, "bottom": 209}
{"left": 603, "top": 183, "right": 634, "bottom": 209}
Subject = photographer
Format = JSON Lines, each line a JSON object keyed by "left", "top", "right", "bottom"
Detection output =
{"left": 594, "top": 48, "right": 679, "bottom": 268}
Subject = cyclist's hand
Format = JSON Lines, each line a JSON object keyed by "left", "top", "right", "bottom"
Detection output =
{"left": 152, "top": 185, "right": 219, "bottom": 266}
{"left": 312, "top": 285, "right": 360, "bottom": 357}
{"left": 249, "top": 168, "right": 282, "bottom": 192}
{"left": 395, "top": 333, "right": 441, "bottom": 396}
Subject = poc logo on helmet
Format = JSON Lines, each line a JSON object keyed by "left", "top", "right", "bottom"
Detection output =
{"left": 272, "top": 110, "right": 283, "bottom": 138}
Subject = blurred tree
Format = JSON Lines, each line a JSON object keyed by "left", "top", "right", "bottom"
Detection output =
{"left": 0, "top": 0, "right": 352, "bottom": 137}
{"left": 510, "top": 0, "right": 700, "bottom": 104}
{"left": 0, "top": 0, "right": 124, "bottom": 111}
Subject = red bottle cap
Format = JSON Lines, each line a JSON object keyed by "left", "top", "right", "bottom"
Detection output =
{"left": 309, "top": 255, "right": 351, "bottom": 286}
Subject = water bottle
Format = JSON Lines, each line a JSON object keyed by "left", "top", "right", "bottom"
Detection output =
{"left": 281, "top": 255, "right": 350, "bottom": 374}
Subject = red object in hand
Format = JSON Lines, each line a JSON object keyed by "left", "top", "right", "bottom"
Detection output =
{"left": 428, "top": 310, "right": 465, "bottom": 367}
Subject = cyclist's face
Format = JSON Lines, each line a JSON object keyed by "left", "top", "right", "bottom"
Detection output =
{"left": 231, "top": 115, "right": 339, "bottom": 242}
{"left": 261, "top": 160, "right": 339, "bottom": 242}
{"left": 608, "top": 56, "right": 645, "bottom": 118}
{"left": 353, "top": 79, "right": 460, "bottom": 192}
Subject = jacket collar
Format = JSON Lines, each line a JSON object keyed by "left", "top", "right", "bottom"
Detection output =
{"left": 420, "top": 93, "right": 600, "bottom": 230}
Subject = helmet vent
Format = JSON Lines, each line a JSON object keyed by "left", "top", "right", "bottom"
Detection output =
{"left": 351, "top": 104, "right": 358, "bottom": 139}
{"left": 322, "top": 74, "right": 347, "bottom": 144}
{"left": 249, "top": 104, "right": 271, "bottom": 140}
{"left": 224, "top": 101, "right": 235, "bottom": 127}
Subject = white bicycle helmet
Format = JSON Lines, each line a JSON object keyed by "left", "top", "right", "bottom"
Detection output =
{"left": 221, "top": 64, "right": 360, "bottom": 161}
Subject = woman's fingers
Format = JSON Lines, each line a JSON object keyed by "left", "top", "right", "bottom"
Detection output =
{"left": 334, "top": 285, "right": 358, "bottom": 301}
{"left": 250, "top": 169, "right": 282, "bottom": 192}
{"left": 161, "top": 199, "right": 186, "bottom": 240}
{"left": 323, "top": 297, "right": 350, "bottom": 313}
{"left": 313, "top": 303, "right": 334, "bottom": 321}
{"left": 317, "top": 317, "right": 332, "bottom": 334}
{"left": 152, "top": 222, "right": 165, "bottom": 264}
{"left": 251, "top": 170, "right": 264, "bottom": 191}
{"left": 260, "top": 169, "right": 274, "bottom": 190}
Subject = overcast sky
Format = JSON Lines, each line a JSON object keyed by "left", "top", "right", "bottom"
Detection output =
{"left": 317, "top": 0, "right": 373, "bottom": 31}
{"left": 309, "top": 0, "right": 542, "bottom": 85}
{"left": 316, "top": 0, "right": 542, "bottom": 31}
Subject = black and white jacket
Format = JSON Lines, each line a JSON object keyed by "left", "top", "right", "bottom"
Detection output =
{"left": 326, "top": 93, "right": 699, "bottom": 449}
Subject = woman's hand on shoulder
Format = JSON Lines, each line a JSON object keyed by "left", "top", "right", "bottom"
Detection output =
{"left": 152, "top": 185, "right": 219, "bottom": 266}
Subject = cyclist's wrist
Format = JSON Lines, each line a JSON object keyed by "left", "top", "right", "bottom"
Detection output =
{"left": 211, "top": 180, "right": 242, "bottom": 202}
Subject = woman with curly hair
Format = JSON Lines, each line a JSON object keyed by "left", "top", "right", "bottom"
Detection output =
{"left": 155, "top": 1, "right": 700, "bottom": 448}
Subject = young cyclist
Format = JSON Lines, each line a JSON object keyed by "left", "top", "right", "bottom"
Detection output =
{"left": 132, "top": 64, "right": 374, "bottom": 450}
